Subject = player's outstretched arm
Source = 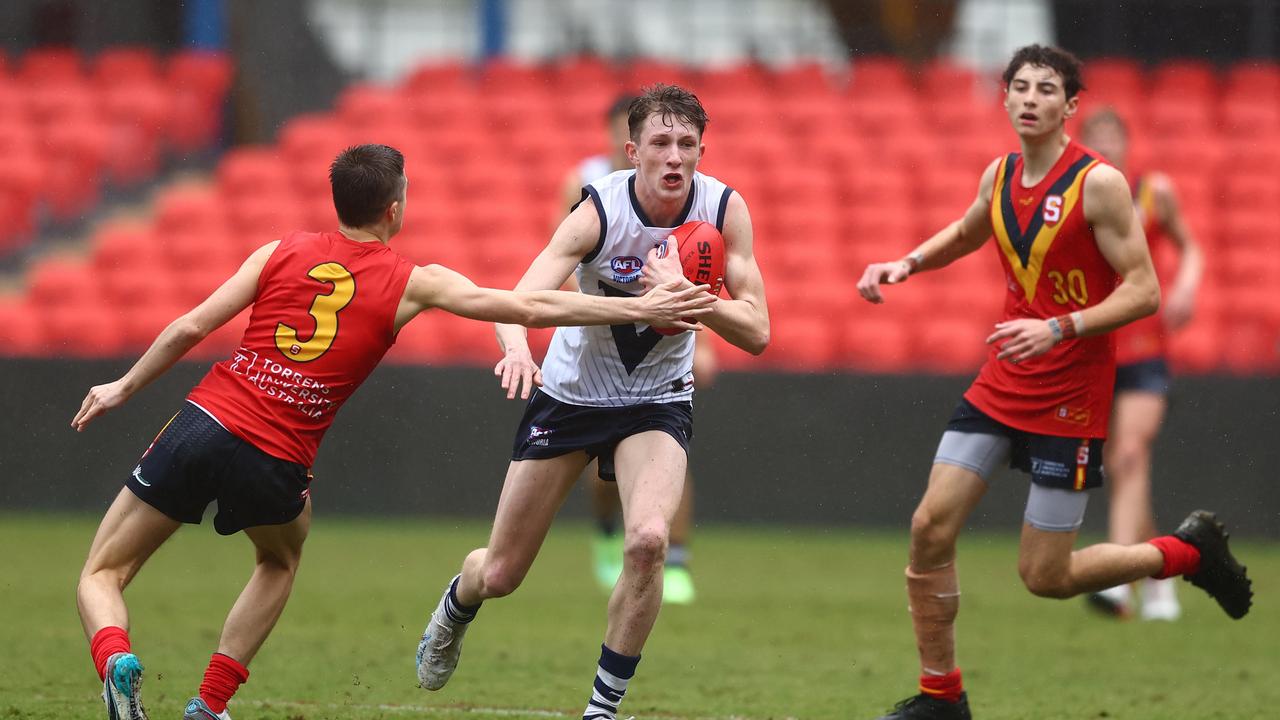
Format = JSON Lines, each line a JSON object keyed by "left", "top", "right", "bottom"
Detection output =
{"left": 1148, "top": 173, "right": 1203, "bottom": 330}
{"left": 857, "top": 158, "right": 999, "bottom": 303}
{"left": 987, "top": 165, "right": 1160, "bottom": 363}
{"left": 71, "top": 241, "right": 278, "bottom": 431}
{"left": 402, "top": 264, "right": 714, "bottom": 330}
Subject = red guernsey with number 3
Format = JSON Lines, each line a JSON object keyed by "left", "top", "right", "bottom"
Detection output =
{"left": 964, "top": 141, "right": 1120, "bottom": 439}
{"left": 187, "top": 231, "right": 415, "bottom": 465}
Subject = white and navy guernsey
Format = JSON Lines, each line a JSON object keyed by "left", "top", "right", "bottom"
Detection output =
{"left": 540, "top": 169, "right": 734, "bottom": 407}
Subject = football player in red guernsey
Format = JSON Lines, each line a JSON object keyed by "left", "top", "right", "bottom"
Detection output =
{"left": 1079, "top": 107, "right": 1205, "bottom": 622}
{"left": 856, "top": 46, "right": 1250, "bottom": 720}
{"left": 70, "top": 144, "right": 716, "bottom": 720}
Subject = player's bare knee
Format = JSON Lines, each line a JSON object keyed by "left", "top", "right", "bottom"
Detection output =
{"left": 910, "top": 508, "right": 957, "bottom": 556}
{"left": 1109, "top": 442, "right": 1147, "bottom": 478}
{"left": 623, "top": 526, "right": 668, "bottom": 572}
{"left": 479, "top": 559, "right": 526, "bottom": 598}
{"left": 1018, "top": 563, "right": 1073, "bottom": 599}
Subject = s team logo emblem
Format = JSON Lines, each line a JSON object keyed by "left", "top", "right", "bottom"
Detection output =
{"left": 610, "top": 256, "right": 644, "bottom": 283}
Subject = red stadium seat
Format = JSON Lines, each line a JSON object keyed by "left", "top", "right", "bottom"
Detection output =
{"left": 848, "top": 56, "right": 911, "bottom": 98}
{"left": 41, "top": 118, "right": 110, "bottom": 220}
{"left": 765, "top": 310, "right": 838, "bottom": 371}
{"left": 0, "top": 299, "right": 46, "bottom": 356}
{"left": 774, "top": 61, "right": 837, "bottom": 99}
{"left": 620, "top": 57, "right": 692, "bottom": 91}
{"left": 1225, "top": 61, "right": 1280, "bottom": 97}
{"left": 1082, "top": 58, "right": 1144, "bottom": 98}
{"left": 27, "top": 258, "right": 95, "bottom": 310}
{"left": 100, "top": 81, "right": 169, "bottom": 184}
{"left": 218, "top": 147, "right": 291, "bottom": 198}
{"left": 93, "top": 47, "right": 161, "bottom": 85}
{"left": 164, "top": 51, "right": 233, "bottom": 151}
{"left": 337, "top": 83, "right": 405, "bottom": 130}
{"left": 838, "top": 313, "right": 913, "bottom": 372}
{"left": 19, "top": 47, "right": 82, "bottom": 84}
{"left": 1151, "top": 60, "right": 1217, "bottom": 101}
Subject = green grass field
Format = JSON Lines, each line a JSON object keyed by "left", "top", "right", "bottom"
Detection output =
{"left": 0, "top": 514, "right": 1274, "bottom": 720}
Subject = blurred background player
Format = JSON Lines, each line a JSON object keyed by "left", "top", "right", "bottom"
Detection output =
{"left": 559, "top": 93, "right": 716, "bottom": 604}
{"left": 71, "top": 143, "right": 714, "bottom": 720}
{"left": 417, "top": 84, "right": 769, "bottom": 720}
{"left": 1079, "top": 107, "right": 1204, "bottom": 622}
{"left": 856, "top": 46, "right": 1250, "bottom": 720}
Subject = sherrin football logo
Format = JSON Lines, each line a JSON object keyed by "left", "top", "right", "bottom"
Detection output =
{"left": 610, "top": 256, "right": 644, "bottom": 283}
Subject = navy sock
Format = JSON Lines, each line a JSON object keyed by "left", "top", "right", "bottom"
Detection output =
{"left": 444, "top": 575, "right": 480, "bottom": 624}
{"left": 583, "top": 644, "right": 640, "bottom": 719}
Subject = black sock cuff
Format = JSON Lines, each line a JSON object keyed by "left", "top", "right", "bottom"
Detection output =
{"left": 598, "top": 643, "right": 640, "bottom": 680}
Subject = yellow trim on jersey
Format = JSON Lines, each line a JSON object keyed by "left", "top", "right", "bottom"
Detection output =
{"left": 990, "top": 158, "right": 1100, "bottom": 303}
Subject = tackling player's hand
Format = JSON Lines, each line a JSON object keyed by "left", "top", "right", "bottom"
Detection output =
{"left": 640, "top": 237, "right": 690, "bottom": 291}
{"left": 641, "top": 281, "right": 716, "bottom": 331}
{"left": 494, "top": 346, "right": 543, "bottom": 400}
{"left": 71, "top": 380, "right": 130, "bottom": 431}
{"left": 856, "top": 261, "right": 912, "bottom": 304}
{"left": 987, "top": 318, "right": 1057, "bottom": 363}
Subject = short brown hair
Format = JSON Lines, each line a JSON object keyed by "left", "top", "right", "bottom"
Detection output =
{"left": 628, "top": 84, "right": 709, "bottom": 141}
{"left": 1002, "top": 44, "right": 1086, "bottom": 100}
{"left": 329, "top": 144, "right": 406, "bottom": 227}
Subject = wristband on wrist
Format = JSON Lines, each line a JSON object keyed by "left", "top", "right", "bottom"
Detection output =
{"left": 1069, "top": 310, "right": 1084, "bottom": 336}
{"left": 1050, "top": 312, "right": 1081, "bottom": 343}
{"left": 903, "top": 251, "right": 925, "bottom": 275}
{"left": 1047, "top": 316, "right": 1064, "bottom": 343}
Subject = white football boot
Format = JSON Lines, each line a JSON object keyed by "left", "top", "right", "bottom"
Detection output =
{"left": 416, "top": 575, "right": 472, "bottom": 690}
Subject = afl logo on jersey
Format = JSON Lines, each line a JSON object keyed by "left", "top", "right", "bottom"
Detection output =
{"left": 610, "top": 256, "right": 644, "bottom": 283}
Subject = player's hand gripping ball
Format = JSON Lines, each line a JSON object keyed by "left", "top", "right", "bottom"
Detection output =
{"left": 654, "top": 220, "right": 725, "bottom": 336}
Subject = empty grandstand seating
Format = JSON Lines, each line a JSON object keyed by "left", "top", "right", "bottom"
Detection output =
{"left": 3, "top": 54, "right": 1278, "bottom": 375}
{"left": 0, "top": 46, "right": 232, "bottom": 252}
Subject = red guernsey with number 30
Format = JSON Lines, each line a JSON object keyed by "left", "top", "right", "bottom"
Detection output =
{"left": 188, "top": 231, "right": 415, "bottom": 466}
{"left": 964, "top": 141, "right": 1120, "bottom": 439}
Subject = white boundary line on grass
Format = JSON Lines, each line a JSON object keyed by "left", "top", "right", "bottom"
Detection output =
{"left": 252, "top": 698, "right": 794, "bottom": 720}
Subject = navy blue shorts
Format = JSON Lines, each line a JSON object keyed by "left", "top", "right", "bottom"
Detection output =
{"left": 944, "top": 398, "right": 1105, "bottom": 490}
{"left": 1115, "top": 358, "right": 1171, "bottom": 395}
{"left": 511, "top": 390, "right": 693, "bottom": 481}
{"left": 125, "top": 403, "right": 311, "bottom": 535}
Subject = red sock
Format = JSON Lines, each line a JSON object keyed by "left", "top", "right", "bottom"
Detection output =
{"left": 920, "top": 668, "right": 964, "bottom": 703}
{"left": 1149, "top": 535, "right": 1201, "bottom": 579}
{"left": 90, "top": 626, "right": 131, "bottom": 681}
{"left": 199, "top": 653, "right": 249, "bottom": 714}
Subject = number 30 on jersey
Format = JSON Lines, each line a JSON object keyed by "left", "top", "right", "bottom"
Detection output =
{"left": 275, "top": 262, "right": 355, "bottom": 362}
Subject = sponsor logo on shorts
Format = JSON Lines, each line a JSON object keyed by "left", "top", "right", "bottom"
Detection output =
{"left": 132, "top": 465, "right": 151, "bottom": 487}
{"left": 1030, "top": 458, "right": 1071, "bottom": 479}
{"left": 529, "top": 425, "right": 552, "bottom": 447}
{"left": 610, "top": 256, "right": 644, "bottom": 283}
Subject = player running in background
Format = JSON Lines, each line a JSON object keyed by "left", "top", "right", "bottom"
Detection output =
{"left": 559, "top": 93, "right": 715, "bottom": 604}
{"left": 417, "top": 84, "right": 769, "bottom": 720}
{"left": 72, "top": 144, "right": 714, "bottom": 720}
{"left": 1078, "top": 107, "right": 1205, "bottom": 621}
{"left": 856, "top": 46, "right": 1250, "bottom": 720}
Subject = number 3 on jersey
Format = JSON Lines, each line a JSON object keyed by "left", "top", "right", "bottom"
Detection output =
{"left": 276, "top": 262, "right": 355, "bottom": 362}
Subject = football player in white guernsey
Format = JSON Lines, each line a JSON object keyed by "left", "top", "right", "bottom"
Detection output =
{"left": 559, "top": 93, "right": 716, "bottom": 605}
{"left": 417, "top": 84, "right": 769, "bottom": 720}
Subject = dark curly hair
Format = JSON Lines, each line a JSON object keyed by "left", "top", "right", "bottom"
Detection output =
{"left": 1002, "top": 44, "right": 1086, "bottom": 100}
